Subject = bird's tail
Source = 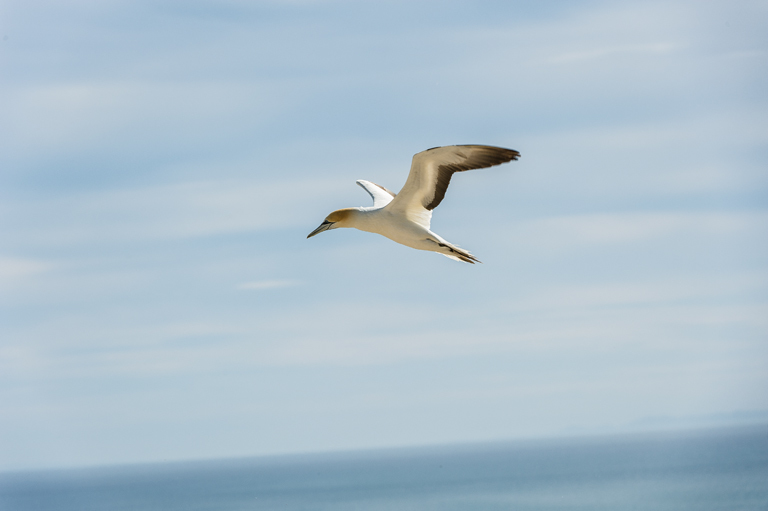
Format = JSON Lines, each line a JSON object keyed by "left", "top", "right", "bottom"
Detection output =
{"left": 435, "top": 241, "right": 481, "bottom": 264}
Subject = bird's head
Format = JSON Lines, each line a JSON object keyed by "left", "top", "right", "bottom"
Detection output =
{"left": 307, "top": 208, "right": 355, "bottom": 238}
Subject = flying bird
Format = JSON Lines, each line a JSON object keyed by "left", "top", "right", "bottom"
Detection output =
{"left": 307, "top": 145, "right": 520, "bottom": 263}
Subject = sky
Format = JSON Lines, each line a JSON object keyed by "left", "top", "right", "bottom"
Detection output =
{"left": 0, "top": 0, "right": 767, "bottom": 471}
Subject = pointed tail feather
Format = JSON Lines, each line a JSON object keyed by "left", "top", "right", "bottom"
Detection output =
{"left": 436, "top": 242, "right": 481, "bottom": 264}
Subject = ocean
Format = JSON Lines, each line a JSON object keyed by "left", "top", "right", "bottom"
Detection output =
{"left": 1, "top": 426, "right": 766, "bottom": 511}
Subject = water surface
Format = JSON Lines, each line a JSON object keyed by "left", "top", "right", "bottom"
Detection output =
{"left": 1, "top": 426, "right": 766, "bottom": 510}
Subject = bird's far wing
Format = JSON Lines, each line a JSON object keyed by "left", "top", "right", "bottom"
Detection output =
{"left": 356, "top": 180, "right": 396, "bottom": 208}
{"left": 385, "top": 145, "right": 520, "bottom": 228}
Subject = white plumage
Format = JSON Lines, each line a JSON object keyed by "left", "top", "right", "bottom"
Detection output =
{"left": 307, "top": 145, "right": 520, "bottom": 263}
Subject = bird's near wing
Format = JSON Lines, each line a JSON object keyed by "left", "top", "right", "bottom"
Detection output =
{"left": 385, "top": 145, "right": 520, "bottom": 228}
{"left": 356, "top": 180, "right": 396, "bottom": 208}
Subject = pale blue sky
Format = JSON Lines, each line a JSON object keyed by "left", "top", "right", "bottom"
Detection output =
{"left": 1, "top": 0, "right": 767, "bottom": 471}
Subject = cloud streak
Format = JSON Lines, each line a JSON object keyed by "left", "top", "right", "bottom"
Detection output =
{"left": 0, "top": 257, "right": 52, "bottom": 283}
{"left": 238, "top": 280, "right": 300, "bottom": 290}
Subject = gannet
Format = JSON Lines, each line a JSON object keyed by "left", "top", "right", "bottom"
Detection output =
{"left": 307, "top": 144, "right": 520, "bottom": 263}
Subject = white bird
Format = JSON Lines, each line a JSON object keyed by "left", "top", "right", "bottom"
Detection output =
{"left": 307, "top": 144, "right": 520, "bottom": 263}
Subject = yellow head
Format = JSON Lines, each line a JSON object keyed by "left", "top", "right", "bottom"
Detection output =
{"left": 307, "top": 208, "right": 355, "bottom": 238}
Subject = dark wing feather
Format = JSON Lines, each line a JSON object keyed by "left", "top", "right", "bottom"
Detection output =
{"left": 385, "top": 144, "right": 519, "bottom": 229}
{"left": 425, "top": 145, "right": 519, "bottom": 210}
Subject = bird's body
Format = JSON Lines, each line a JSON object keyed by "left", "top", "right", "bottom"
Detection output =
{"left": 307, "top": 145, "right": 520, "bottom": 263}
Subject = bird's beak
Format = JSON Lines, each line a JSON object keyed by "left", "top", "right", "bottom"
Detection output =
{"left": 307, "top": 220, "right": 334, "bottom": 238}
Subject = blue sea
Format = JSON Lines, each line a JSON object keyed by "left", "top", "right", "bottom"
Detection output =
{"left": 1, "top": 426, "right": 766, "bottom": 511}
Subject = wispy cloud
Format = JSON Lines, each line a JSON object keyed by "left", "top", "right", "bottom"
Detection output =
{"left": 508, "top": 272, "right": 768, "bottom": 311}
{"left": 506, "top": 211, "right": 768, "bottom": 249}
{"left": 551, "top": 43, "right": 680, "bottom": 63}
{"left": 0, "top": 257, "right": 51, "bottom": 283}
{"left": 238, "top": 279, "right": 300, "bottom": 290}
{"left": 0, "top": 177, "right": 343, "bottom": 246}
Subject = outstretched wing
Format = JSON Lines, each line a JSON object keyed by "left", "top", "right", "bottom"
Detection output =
{"left": 385, "top": 145, "right": 519, "bottom": 228}
{"left": 356, "top": 180, "right": 396, "bottom": 208}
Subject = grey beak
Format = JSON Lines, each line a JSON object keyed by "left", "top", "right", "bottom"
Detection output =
{"left": 307, "top": 220, "right": 334, "bottom": 238}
